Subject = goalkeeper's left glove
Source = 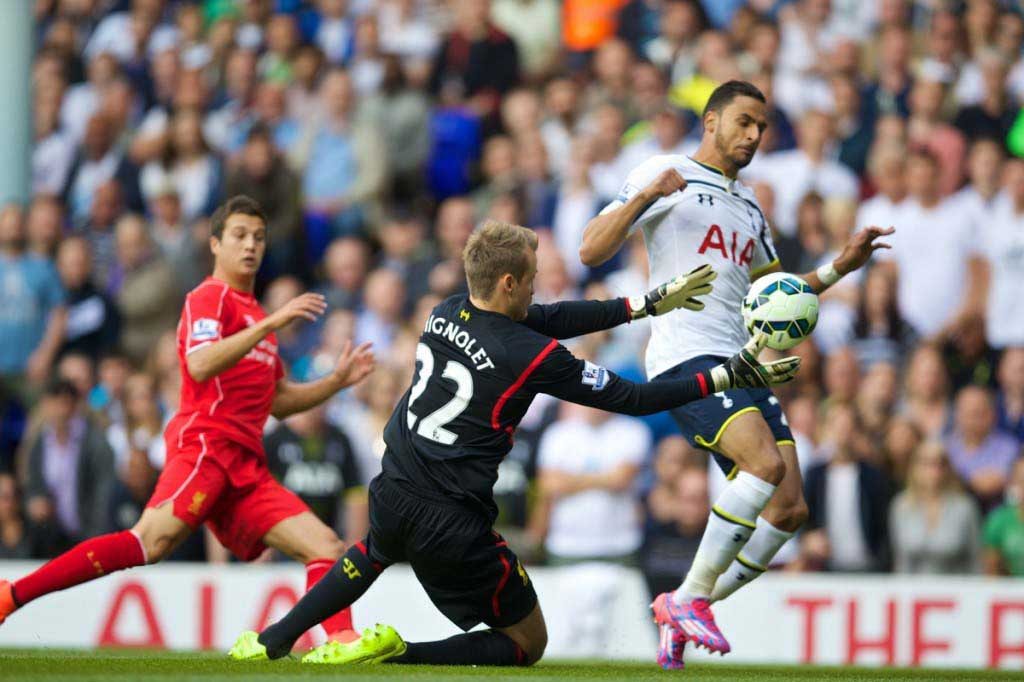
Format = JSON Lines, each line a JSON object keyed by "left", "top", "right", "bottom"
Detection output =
{"left": 628, "top": 264, "right": 716, "bottom": 320}
{"left": 708, "top": 333, "right": 802, "bottom": 391}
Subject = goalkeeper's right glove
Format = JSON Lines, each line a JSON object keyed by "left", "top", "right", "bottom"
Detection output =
{"left": 708, "top": 333, "right": 801, "bottom": 391}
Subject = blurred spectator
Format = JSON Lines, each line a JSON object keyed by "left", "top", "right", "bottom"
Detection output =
{"left": 492, "top": 0, "right": 560, "bottom": 80}
{"left": 26, "top": 195, "right": 65, "bottom": 261}
{"left": 33, "top": 86, "right": 76, "bottom": 197}
{"left": 883, "top": 417, "right": 924, "bottom": 489}
{"left": 105, "top": 372, "right": 160, "bottom": 532}
{"left": 361, "top": 56, "right": 431, "bottom": 200}
{"left": 0, "top": 474, "right": 32, "bottom": 559}
{"left": 641, "top": 0, "right": 704, "bottom": 85}
{"left": 111, "top": 215, "right": 181, "bottom": 366}
{"left": 355, "top": 268, "right": 406, "bottom": 354}
{"left": 906, "top": 69, "right": 966, "bottom": 196}
{"left": 225, "top": 126, "right": 302, "bottom": 277}
{"left": 980, "top": 158, "right": 1024, "bottom": 349}
{"left": 292, "top": 68, "right": 386, "bottom": 249}
{"left": 983, "top": 458, "right": 1024, "bottom": 576}
{"left": 900, "top": 344, "right": 952, "bottom": 439}
{"left": 74, "top": 179, "right": 124, "bottom": 289}
{"left": 0, "top": 204, "right": 67, "bottom": 393}
{"left": 537, "top": 402, "right": 649, "bottom": 564}
{"left": 802, "top": 403, "right": 890, "bottom": 572}
{"left": 147, "top": 184, "right": 206, "bottom": 294}
{"left": 880, "top": 150, "right": 978, "bottom": 339}
{"left": 856, "top": 145, "right": 905, "bottom": 237}
{"left": 23, "top": 380, "right": 114, "bottom": 552}
{"left": 319, "top": 236, "right": 371, "bottom": 311}
{"left": 851, "top": 266, "right": 907, "bottom": 368}
{"left": 945, "top": 385, "right": 1020, "bottom": 511}
{"left": 56, "top": 236, "right": 120, "bottom": 362}
{"left": 65, "top": 114, "right": 126, "bottom": 223}
{"left": 640, "top": 437, "right": 708, "bottom": 597}
{"left": 954, "top": 49, "right": 1016, "bottom": 145}
{"left": 862, "top": 25, "right": 912, "bottom": 122}
{"left": 745, "top": 109, "right": 859, "bottom": 238}
{"left": 265, "top": 405, "right": 368, "bottom": 545}
{"left": 140, "top": 109, "right": 222, "bottom": 224}
{"left": 378, "top": 211, "right": 438, "bottom": 309}
{"left": 430, "top": 0, "right": 520, "bottom": 121}
{"left": 889, "top": 441, "right": 982, "bottom": 574}
{"left": 996, "top": 348, "right": 1024, "bottom": 443}
{"left": 378, "top": 0, "right": 440, "bottom": 66}
{"left": 855, "top": 362, "right": 898, "bottom": 444}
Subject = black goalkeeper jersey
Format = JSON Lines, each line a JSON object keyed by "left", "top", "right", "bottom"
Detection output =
{"left": 381, "top": 294, "right": 710, "bottom": 521}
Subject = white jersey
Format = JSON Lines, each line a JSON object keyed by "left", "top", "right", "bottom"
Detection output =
{"left": 602, "top": 155, "right": 779, "bottom": 378}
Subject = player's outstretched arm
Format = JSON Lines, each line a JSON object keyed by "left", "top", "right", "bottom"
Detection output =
{"left": 186, "top": 293, "right": 327, "bottom": 382}
{"left": 271, "top": 340, "right": 375, "bottom": 419}
{"left": 798, "top": 225, "right": 895, "bottom": 293}
{"left": 579, "top": 169, "right": 686, "bottom": 266}
{"left": 523, "top": 264, "right": 716, "bottom": 339}
{"left": 528, "top": 335, "right": 799, "bottom": 417}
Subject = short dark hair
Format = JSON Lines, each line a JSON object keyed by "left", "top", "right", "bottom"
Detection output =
{"left": 210, "top": 195, "right": 267, "bottom": 240}
{"left": 703, "top": 80, "right": 766, "bottom": 117}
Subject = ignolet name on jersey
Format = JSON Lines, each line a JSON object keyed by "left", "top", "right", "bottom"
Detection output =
{"left": 423, "top": 314, "right": 496, "bottom": 371}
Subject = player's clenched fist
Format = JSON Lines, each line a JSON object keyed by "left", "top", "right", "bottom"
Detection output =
{"left": 266, "top": 293, "right": 328, "bottom": 329}
{"left": 332, "top": 340, "right": 376, "bottom": 388}
{"left": 629, "top": 264, "right": 717, "bottom": 319}
{"left": 643, "top": 168, "right": 687, "bottom": 199}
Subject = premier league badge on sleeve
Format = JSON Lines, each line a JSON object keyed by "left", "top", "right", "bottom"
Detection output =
{"left": 581, "top": 361, "right": 609, "bottom": 391}
{"left": 191, "top": 318, "right": 221, "bottom": 341}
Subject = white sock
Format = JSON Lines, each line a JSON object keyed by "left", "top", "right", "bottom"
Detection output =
{"left": 675, "top": 471, "right": 776, "bottom": 602}
{"left": 710, "top": 516, "right": 794, "bottom": 603}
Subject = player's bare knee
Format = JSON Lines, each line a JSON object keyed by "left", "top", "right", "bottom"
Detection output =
{"left": 745, "top": 449, "right": 785, "bottom": 485}
{"left": 524, "top": 629, "right": 548, "bottom": 665}
{"left": 301, "top": 528, "right": 345, "bottom": 563}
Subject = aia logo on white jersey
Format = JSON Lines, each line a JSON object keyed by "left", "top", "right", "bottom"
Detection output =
{"left": 698, "top": 224, "right": 755, "bottom": 268}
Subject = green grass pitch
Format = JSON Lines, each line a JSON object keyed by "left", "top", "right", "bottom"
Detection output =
{"left": 0, "top": 649, "right": 1013, "bottom": 682}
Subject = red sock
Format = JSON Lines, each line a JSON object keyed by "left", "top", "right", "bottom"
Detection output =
{"left": 306, "top": 558, "right": 354, "bottom": 634}
{"left": 13, "top": 530, "right": 146, "bottom": 606}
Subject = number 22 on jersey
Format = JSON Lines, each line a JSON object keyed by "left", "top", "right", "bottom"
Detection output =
{"left": 407, "top": 343, "right": 474, "bottom": 444}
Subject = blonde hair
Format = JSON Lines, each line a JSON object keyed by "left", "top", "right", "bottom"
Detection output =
{"left": 906, "top": 440, "right": 962, "bottom": 501}
{"left": 462, "top": 220, "right": 538, "bottom": 298}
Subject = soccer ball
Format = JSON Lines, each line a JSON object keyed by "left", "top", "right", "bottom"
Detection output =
{"left": 742, "top": 272, "right": 819, "bottom": 351}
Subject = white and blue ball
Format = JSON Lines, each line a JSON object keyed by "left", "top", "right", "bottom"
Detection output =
{"left": 742, "top": 272, "right": 819, "bottom": 351}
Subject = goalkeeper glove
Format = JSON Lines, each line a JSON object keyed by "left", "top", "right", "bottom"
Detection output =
{"left": 708, "top": 333, "right": 801, "bottom": 391}
{"left": 628, "top": 264, "right": 716, "bottom": 320}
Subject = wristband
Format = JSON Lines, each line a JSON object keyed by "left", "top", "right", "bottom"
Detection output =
{"left": 816, "top": 261, "right": 841, "bottom": 286}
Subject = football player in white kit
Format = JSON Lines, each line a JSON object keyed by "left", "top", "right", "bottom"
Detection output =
{"left": 580, "top": 81, "right": 893, "bottom": 669}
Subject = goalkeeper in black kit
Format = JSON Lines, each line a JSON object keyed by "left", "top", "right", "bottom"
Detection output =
{"left": 229, "top": 220, "right": 800, "bottom": 667}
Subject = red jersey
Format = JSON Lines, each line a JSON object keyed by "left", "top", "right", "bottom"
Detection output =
{"left": 166, "top": 277, "right": 284, "bottom": 457}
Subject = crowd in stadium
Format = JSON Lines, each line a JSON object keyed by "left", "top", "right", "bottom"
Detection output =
{"left": 2, "top": 0, "right": 1024, "bottom": 592}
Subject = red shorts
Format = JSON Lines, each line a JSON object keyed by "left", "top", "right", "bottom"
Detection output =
{"left": 147, "top": 433, "right": 309, "bottom": 561}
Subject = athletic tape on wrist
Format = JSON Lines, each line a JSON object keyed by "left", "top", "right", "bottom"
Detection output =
{"left": 816, "top": 262, "right": 841, "bottom": 286}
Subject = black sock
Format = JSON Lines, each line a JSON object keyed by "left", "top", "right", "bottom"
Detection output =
{"left": 389, "top": 630, "right": 526, "bottom": 666}
{"left": 258, "top": 541, "right": 382, "bottom": 659}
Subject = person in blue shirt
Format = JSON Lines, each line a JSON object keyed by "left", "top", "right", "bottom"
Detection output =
{"left": 0, "top": 203, "right": 67, "bottom": 400}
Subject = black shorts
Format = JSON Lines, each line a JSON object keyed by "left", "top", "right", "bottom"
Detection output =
{"left": 654, "top": 355, "right": 794, "bottom": 478}
{"left": 366, "top": 475, "right": 537, "bottom": 631}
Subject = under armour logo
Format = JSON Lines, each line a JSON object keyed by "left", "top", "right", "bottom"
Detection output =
{"left": 698, "top": 193, "right": 714, "bottom": 206}
{"left": 737, "top": 573, "right": 746, "bottom": 581}
{"left": 732, "top": 532, "right": 744, "bottom": 543}
{"left": 459, "top": 309, "right": 471, "bottom": 321}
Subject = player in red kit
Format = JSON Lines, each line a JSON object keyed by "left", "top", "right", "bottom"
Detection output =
{"left": 0, "top": 196, "right": 375, "bottom": 647}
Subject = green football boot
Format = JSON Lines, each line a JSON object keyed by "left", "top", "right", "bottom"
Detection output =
{"left": 302, "top": 623, "right": 407, "bottom": 665}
